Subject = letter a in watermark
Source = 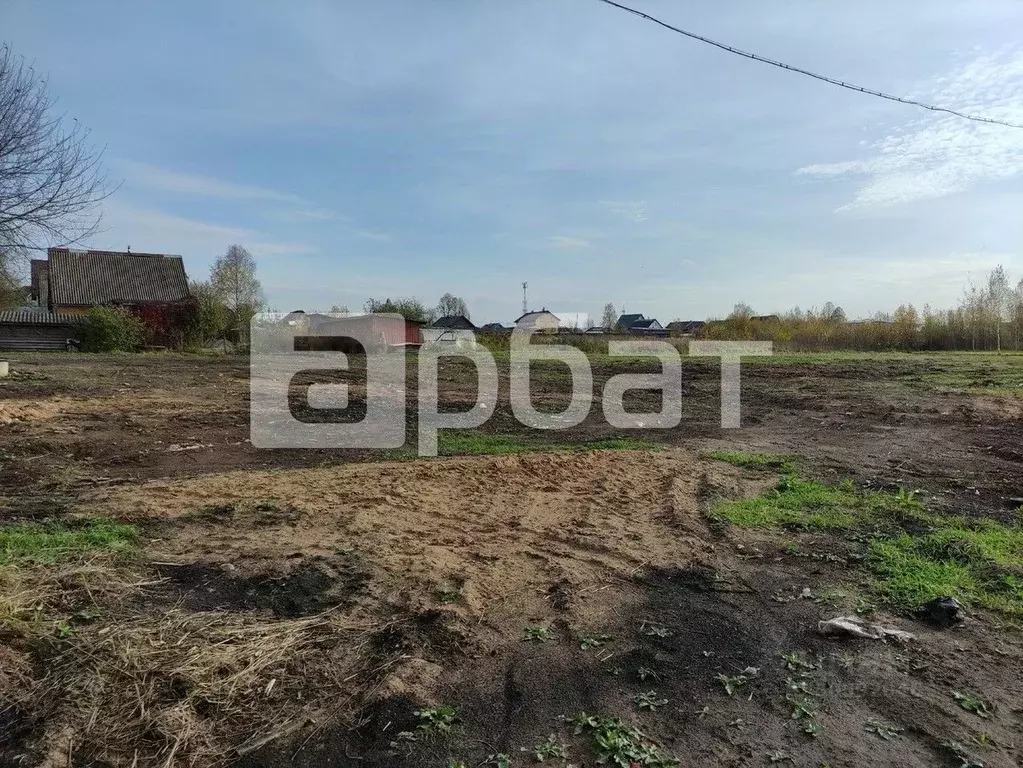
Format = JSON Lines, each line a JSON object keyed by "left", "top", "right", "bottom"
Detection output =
{"left": 601, "top": 340, "right": 682, "bottom": 429}
{"left": 509, "top": 329, "right": 593, "bottom": 430}
{"left": 689, "top": 341, "right": 772, "bottom": 428}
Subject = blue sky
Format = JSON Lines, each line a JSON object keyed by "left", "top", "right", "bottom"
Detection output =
{"left": 7, "top": 0, "right": 1023, "bottom": 323}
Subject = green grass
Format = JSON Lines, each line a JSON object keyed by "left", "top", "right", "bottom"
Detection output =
{"left": 704, "top": 450, "right": 798, "bottom": 473}
{"left": 0, "top": 518, "right": 137, "bottom": 565}
{"left": 714, "top": 474, "right": 1023, "bottom": 615}
{"left": 868, "top": 521, "right": 1023, "bottom": 613}
{"left": 712, "top": 475, "right": 915, "bottom": 531}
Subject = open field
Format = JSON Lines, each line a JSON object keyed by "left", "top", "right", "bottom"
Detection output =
{"left": 1, "top": 351, "right": 1022, "bottom": 767}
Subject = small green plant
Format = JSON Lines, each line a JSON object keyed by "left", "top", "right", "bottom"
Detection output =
{"left": 785, "top": 677, "right": 812, "bottom": 695}
{"left": 637, "top": 666, "right": 659, "bottom": 682}
{"left": 953, "top": 691, "right": 993, "bottom": 718}
{"left": 523, "top": 626, "right": 555, "bottom": 643}
{"left": 788, "top": 697, "right": 817, "bottom": 721}
{"left": 580, "top": 633, "right": 613, "bottom": 650}
{"left": 483, "top": 755, "right": 512, "bottom": 768}
{"left": 254, "top": 499, "right": 279, "bottom": 512}
{"left": 895, "top": 488, "right": 923, "bottom": 510}
{"left": 835, "top": 654, "right": 855, "bottom": 669}
{"left": 55, "top": 621, "right": 76, "bottom": 639}
{"left": 530, "top": 734, "right": 568, "bottom": 761}
{"left": 715, "top": 673, "right": 750, "bottom": 696}
{"left": 802, "top": 721, "right": 823, "bottom": 738}
{"left": 864, "top": 718, "right": 904, "bottom": 740}
{"left": 971, "top": 732, "right": 994, "bottom": 749}
{"left": 854, "top": 596, "right": 876, "bottom": 616}
{"left": 567, "top": 713, "right": 679, "bottom": 767}
{"left": 435, "top": 587, "right": 461, "bottom": 604}
{"left": 639, "top": 621, "right": 673, "bottom": 638}
{"left": 780, "top": 651, "right": 816, "bottom": 671}
{"left": 634, "top": 691, "right": 668, "bottom": 711}
{"left": 414, "top": 706, "right": 460, "bottom": 733}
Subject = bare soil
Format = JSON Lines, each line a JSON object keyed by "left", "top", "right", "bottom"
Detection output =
{"left": 1, "top": 352, "right": 1022, "bottom": 767}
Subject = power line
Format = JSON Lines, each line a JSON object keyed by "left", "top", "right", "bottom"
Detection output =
{"left": 596, "top": 0, "right": 1023, "bottom": 130}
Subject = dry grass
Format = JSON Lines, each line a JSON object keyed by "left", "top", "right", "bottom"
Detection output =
{"left": 1, "top": 559, "right": 382, "bottom": 767}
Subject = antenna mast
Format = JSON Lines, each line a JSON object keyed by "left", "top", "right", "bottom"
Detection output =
{"left": 522, "top": 282, "right": 528, "bottom": 315}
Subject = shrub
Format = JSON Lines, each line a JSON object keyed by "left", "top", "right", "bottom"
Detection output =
{"left": 130, "top": 300, "right": 203, "bottom": 348}
{"left": 78, "top": 306, "right": 145, "bottom": 352}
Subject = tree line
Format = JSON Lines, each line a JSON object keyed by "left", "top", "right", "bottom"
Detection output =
{"left": 701, "top": 266, "right": 1023, "bottom": 352}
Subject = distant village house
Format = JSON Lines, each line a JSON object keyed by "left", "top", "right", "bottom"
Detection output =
{"left": 32, "top": 248, "right": 190, "bottom": 315}
{"left": 514, "top": 309, "right": 559, "bottom": 334}
{"left": 615, "top": 313, "right": 668, "bottom": 336}
{"left": 422, "top": 315, "right": 478, "bottom": 348}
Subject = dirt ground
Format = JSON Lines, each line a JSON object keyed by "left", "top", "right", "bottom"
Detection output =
{"left": 1, "top": 351, "right": 1022, "bottom": 767}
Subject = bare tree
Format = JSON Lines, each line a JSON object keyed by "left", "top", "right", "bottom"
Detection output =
{"left": 729, "top": 302, "right": 755, "bottom": 320}
{"left": 436, "top": 293, "right": 469, "bottom": 319}
{"left": 601, "top": 302, "right": 617, "bottom": 329}
{"left": 987, "top": 264, "right": 1011, "bottom": 353}
{"left": 210, "top": 245, "right": 263, "bottom": 343}
{"left": 0, "top": 45, "right": 111, "bottom": 283}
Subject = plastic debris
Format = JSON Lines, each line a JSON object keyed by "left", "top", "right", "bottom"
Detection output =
{"left": 922, "top": 596, "right": 965, "bottom": 628}
{"left": 817, "top": 615, "right": 917, "bottom": 643}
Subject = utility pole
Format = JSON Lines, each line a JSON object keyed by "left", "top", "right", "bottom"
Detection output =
{"left": 522, "top": 282, "right": 528, "bottom": 315}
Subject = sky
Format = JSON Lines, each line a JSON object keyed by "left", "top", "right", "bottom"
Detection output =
{"left": 6, "top": 0, "right": 1023, "bottom": 323}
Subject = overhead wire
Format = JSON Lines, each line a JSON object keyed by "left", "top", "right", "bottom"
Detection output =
{"left": 596, "top": 0, "right": 1023, "bottom": 130}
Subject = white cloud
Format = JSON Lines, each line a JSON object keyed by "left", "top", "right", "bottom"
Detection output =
{"left": 119, "top": 160, "right": 303, "bottom": 203}
{"left": 272, "top": 208, "right": 345, "bottom": 222}
{"left": 795, "top": 48, "right": 1023, "bottom": 210}
{"left": 97, "top": 201, "right": 315, "bottom": 260}
{"left": 601, "top": 200, "right": 647, "bottom": 222}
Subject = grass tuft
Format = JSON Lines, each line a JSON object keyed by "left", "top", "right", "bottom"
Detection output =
{"left": 868, "top": 523, "right": 1023, "bottom": 614}
{"left": 0, "top": 518, "right": 136, "bottom": 566}
{"left": 704, "top": 451, "right": 798, "bottom": 473}
{"left": 715, "top": 472, "right": 1023, "bottom": 615}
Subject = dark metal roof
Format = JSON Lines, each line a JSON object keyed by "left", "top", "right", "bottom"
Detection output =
{"left": 0, "top": 310, "right": 83, "bottom": 326}
{"left": 431, "top": 315, "right": 477, "bottom": 330}
{"left": 616, "top": 313, "right": 645, "bottom": 327}
{"left": 47, "top": 248, "right": 189, "bottom": 306}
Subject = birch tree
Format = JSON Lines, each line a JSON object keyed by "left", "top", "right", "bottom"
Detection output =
{"left": 210, "top": 245, "right": 263, "bottom": 343}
